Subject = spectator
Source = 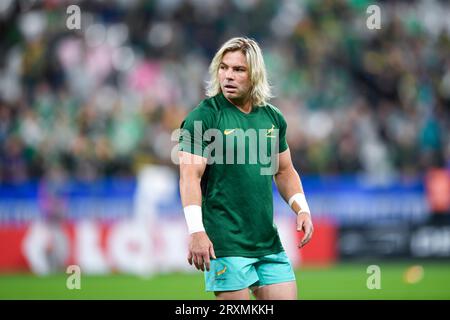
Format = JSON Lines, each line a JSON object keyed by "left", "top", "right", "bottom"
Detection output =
{"left": 0, "top": 0, "right": 448, "bottom": 183}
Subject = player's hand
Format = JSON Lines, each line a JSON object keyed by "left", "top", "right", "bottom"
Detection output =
{"left": 187, "top": 231, "right": 216, "bottom": 272}
{"left": 297, "top": 212, "right": 313, "bottom": 248}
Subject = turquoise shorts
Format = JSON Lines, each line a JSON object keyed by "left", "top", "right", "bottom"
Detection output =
{"left": 204, "top": 251, "right": 296, "bottom": 292}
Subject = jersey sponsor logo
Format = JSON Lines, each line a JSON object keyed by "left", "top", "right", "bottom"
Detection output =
{"left": 224, "top": 129, "right": 237, "bottom": 135}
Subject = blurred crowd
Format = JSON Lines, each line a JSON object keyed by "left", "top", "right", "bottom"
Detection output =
{"left": 0, "top": 0, "right": 449, "bottom": 183}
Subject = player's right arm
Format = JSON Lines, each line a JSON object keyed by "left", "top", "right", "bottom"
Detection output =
{"left": 178, "top": 151, "right": 216, "bottom": 272}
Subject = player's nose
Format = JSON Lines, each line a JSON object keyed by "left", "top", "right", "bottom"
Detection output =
{"left": 225, "top": 69, "right": 234, "bottom": 79}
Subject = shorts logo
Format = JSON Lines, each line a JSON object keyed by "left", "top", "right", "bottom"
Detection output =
{"left": 216, "top": 265, "right": 227, "bottom": 276}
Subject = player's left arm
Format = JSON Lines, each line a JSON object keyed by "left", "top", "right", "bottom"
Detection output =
{"left": 274, "top": 148, "right": 314, "bottom": 248}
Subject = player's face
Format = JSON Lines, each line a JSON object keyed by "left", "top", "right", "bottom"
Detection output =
{"left": 218, "top": 50, "right": 251, "bottom": 103}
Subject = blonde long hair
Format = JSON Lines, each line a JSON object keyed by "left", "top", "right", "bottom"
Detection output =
{"left": 206, "top": 37, "right": 272, "bottom": 106}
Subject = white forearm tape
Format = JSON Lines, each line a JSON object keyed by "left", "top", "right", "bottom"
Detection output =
{"left": 288, "top": 193, "right": 311, "bottom": 215}
{"left": 183, "top": 205, "right": 205, "bottom": 234}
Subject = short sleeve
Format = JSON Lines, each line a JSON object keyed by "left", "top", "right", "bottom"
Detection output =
{"left": 277, "top": 110, "right": 289, "bottom": 153}
{"left": 179, "top": 104, "right": 217, "bottom": 157}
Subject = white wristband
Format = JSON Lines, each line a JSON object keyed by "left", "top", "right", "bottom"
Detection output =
{"left": 183, "top": 205, "right": 205, "bottom": 234}
{"left": 288, "top": 193, "right": 311, "bottom": 215}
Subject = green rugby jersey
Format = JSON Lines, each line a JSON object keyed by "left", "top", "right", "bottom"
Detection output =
{"left": 179, "top": 92, "right": 289, "bottom": 257}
